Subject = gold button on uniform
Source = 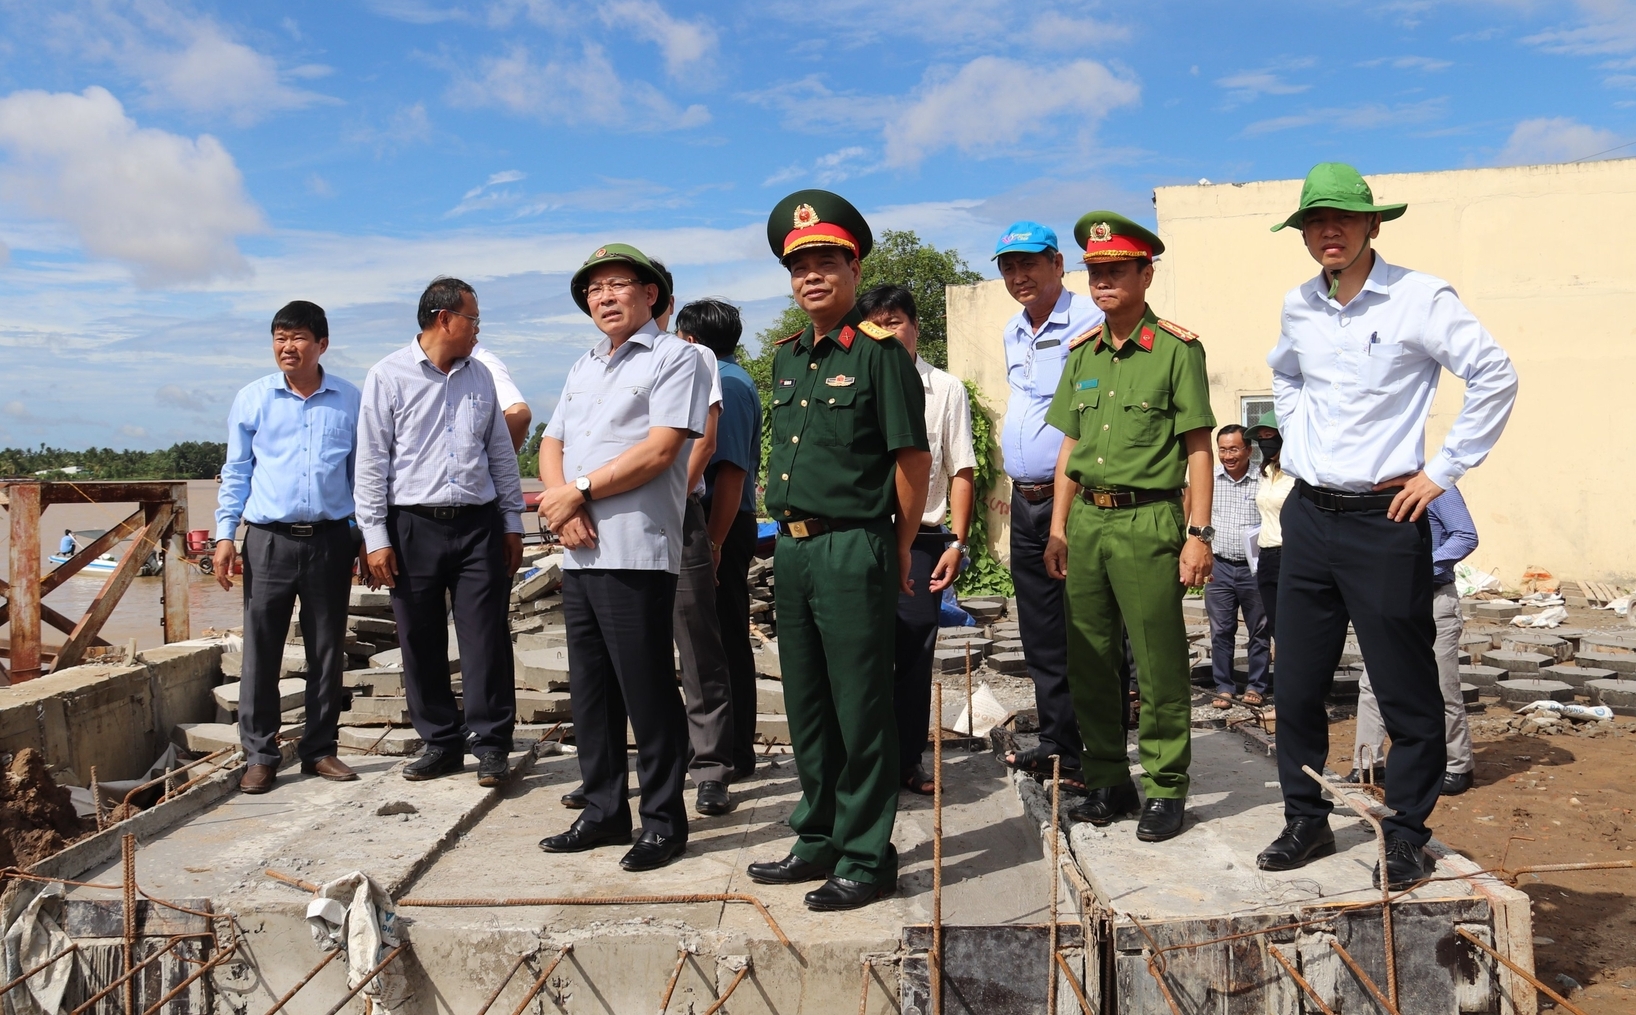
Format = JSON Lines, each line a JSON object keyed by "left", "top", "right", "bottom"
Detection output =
{"left": 781, "top": 473, "right": 789, "bottom": 480}
{"left": 1141, "top": 400, "right": 1149, "bottom": 408}
{"left": 791, "top": 436, "right": 799, "bottom": 443}
{"left": 1097, "top": 457, "right": 1104, "bottom": 464}
{"left": 810, "top": 363, "right": 818, "bottom": 370}
{"left": 801, "top": 399, "right": 808, "bottom": 407}
{"left": 828, "top": 398, "right": 836, "bottom": 404}
{"left": 1102, "top": 424, "right": 1109, "bottom": 431}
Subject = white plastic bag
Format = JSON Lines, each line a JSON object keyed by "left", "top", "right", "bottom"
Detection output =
{"left": 1511, "top": 606, "right": 1568, "bottom": 628}
{"left": 1455, "top": 563, "right": 1502, "bottom": 598}
{"left": 306, "top": 872, "right": 410, "bottom": 1010}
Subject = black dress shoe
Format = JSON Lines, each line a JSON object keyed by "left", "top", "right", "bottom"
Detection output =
{"left": 1256, "top": 818, "right": 1337, "bottom": 871}
{"left": 804, "top": 874, "right": 896, "bottom": 912}
{"left": 476, "top": 751, "right": 508, "bottom": 788}
{"left": 620, "top": 830, "right": 687, "bottom": 872}
{"left": 746, "top": 853, "right": 831, "bottom": 885}
{"left": 1136, "top": 798, "right": 1186, "bottom": 842}
{"left": 1067, "top": 780, "right": 1140, "bottom": 826}
{"left": 1343, "top": 766, "right": 1387, "bottom": 786}
{"left": 1374, "top": 835, "right": 1432, "bottom": 891}
{"left": 561, "top": 785, "right": 588, "bottom": 808}
{"left": 1441, "top": 770, "right": 1473, "bottom": 796}
{"left": 696, "top": 781, "right": 732, "bottom": 816}
{"left": 402, "top": 747, "right": 464, "bottom": 781}
{"left": 538, "top": 818, "right": 632, "bottom": 854}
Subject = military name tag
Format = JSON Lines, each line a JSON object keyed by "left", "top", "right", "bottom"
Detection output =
{"left": 825, "top": 375, "right": 855, "bottom": 387}
{"left": 777, "top": 378, "right": 796, "bottom": 387}
{"left": 1036, "top": 338, "right": 1061, "bottom": 349}
{"left": 1075, "top": 379, "right": 1099, "bottom": 390}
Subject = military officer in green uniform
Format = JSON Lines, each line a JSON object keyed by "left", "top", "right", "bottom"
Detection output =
{"left": 745, "top": 189, "right": 931, "bottom": 911}
{"left": 1042, "top": 212, "right": 1216, "bottom": 843}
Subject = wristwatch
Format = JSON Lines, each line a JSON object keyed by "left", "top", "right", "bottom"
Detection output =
{"left": 575, "top": 476, "right": 593, "bottom": 502}
{"left": 950, "top": 541, "right": 970, "bottom": 557}
{"left": 1187, "top": 524, "right": 1215, "bottom": 544}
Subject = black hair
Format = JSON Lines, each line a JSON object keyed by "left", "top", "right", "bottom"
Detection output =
{"left": 649, "top": 258, "right": 675, "bottom": 307}
{"left": 271, "top": 300, "right": 329, "bottom": 341}
{"left": 64, "top": 528, "right": 72, "bottom": 536}
{"left": 674, "top": 299, "right": 743, "bottom": 359}
{"left": 857, "top": 284, "right": 918, "bottom": 324}
{"left": 417, "top": 277, "right": 476, "bottom": 330}
{"left": 1216, "top": 424, "right": 1247, "bottom": 443}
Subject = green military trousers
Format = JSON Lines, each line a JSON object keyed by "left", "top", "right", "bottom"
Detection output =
{"left": 774, "top": 519, "right": 900, "bottom": 885}
{"left": 1063, "top": 496, "right": 1193, "bottom": 799}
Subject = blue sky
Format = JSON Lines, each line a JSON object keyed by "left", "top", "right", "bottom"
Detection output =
{"left": 1, "top": 0, "right": 1632, "bottom": 448}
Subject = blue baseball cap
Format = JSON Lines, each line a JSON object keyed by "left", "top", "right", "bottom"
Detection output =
{"left": 992, "top": 221, "right": 1059, "bottom": 259}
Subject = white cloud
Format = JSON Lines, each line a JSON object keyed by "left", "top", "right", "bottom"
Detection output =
{"left": 760, "top": 0, "right": 1127, "bottom": 49}
{"left": 487, "top": 170, "right": 527, "bottom": 186}
{"left": 156, "top": 384, "right": 216, "bottom": 412}
{"left": 4, "top": 400, "right": 30, "bottom": 419}
{"left": 1216, "top": 58, "right": 1316, "bottom": 106}
{"left": 597, "top": 0, "right": 716, "bottom": 77}
{"left": 1497, "top": 116, "right": 1624, "bottom": 164}
{"left": 118, "top": 424, "right": 148, "bottom": 438}
{"left": 1358, "top": 55, "right": 1454, "bottom": 71}
{"left": 1520, "top": 1, "right": 1636, "bottom": 54}
{"left": 448, "top": 42, "right": 709, "bottom": 131}
{"left": 1240, "top": 97, "right": 1448, "bottom": 136}
{"left": 762, "top": 146, "right": 877, "bottom": 187}
{"left": 884, "top": 57, "right": 1140, "bottom": 167}
{"left": 344, "top": 103, "right": 434, "bottom": 153}
{"left": 307, "top": 173, "right": 334, "bottom": 197}
{"left": 0, "top": 87, "right": 265, "bottom": 286}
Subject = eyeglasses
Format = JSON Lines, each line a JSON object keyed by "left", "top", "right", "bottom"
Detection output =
{"left": 583, "top": 278, "right": 641, "bottom": 299}
{"left": 440, "top": 308, "right": 480, "bottom": 326}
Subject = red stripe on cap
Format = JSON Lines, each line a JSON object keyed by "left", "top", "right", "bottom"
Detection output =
{"left": 783, "top": 222, "right": 859, "bottom": 258}
{"left": 1081, "top": 234, "right": 1153, "bottom": 261}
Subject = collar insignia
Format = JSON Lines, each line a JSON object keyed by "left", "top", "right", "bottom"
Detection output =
{"left": 858, "top": 320, "right": 893, "bottom": 340}
{"left": 825, "top": 375, "right": 855, "bottom": 387}
{"left": 793, "top": 203, "right": 821, "bottom": 229}
{"left": 1137, "top": 327, "right": 1155, "bottom": 351}
{"left": 1086, "top": 221, "right": 1113, "bottom": 243}
{"left": 836, "top": 325, "right": 856, "bottom": 350}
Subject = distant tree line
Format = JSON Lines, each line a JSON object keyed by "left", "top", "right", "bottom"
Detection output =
{"left": 0, "top": 442, "right": 229, "bottom": 480}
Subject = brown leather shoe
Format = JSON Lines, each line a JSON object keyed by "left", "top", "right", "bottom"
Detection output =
{"left": 300, "top": 756, "right": 359, "bottom": 782}
{"left": 240, "top": 763, "right": 276, "bottom": 794}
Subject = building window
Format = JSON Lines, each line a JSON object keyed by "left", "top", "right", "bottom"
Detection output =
{"left": 1241, "top": 396, "right": 1274, "bottom": 428}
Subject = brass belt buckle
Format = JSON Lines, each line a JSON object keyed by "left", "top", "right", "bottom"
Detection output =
{"left": 1092, "top": 491, "right": 1115, "bottom": 508}
{"left": 788, "top": 520, "right": 810, "bottom": 538}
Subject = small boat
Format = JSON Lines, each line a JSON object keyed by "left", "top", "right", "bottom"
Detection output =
{"left": 49, "top": 553, "right": 119, "bottom": 573}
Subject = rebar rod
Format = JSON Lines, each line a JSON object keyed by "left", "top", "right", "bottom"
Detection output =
{"left": 656, "top": 947, "right": 689, "bottom": 1015}
{"left": 473, "top": 951, "right": 531, "bottom": 1015}
{"left": 505, "top": 945, "right": 570, "bottom": 1015}
{"left": 321, "top": 944, "right": 406, "bottom": 1015}
{"left": 0, "top": 945, "right": 77, "bottom": 999}
{"left": 700, "top": 965, "right": 749, "bottom": 1015}
{"left": 1304, "top": 763, "right": 1398, "bottom": 1008}
{"left": 1143, "top": 949, "right": 1185, "bottom": 1015}
{"left": 262, "top": 948, "right": 343, "bottom": 1015}
{"left": 1053, "top": 951, "right": 1094, "bottom": 1015}
{"left": 1329, "top": 939, "right": 1402, "bottom": 1015}
{"left": 856, "top": 957, "right": 873, "bottom": 1015}
{"left": 139, "top": 941, "right": 238, "bottom": 1015}
{"left": 67, "top": 937, "right": 182, "bottom": 1015}
{"left": 963, "top": 646, "right": 973, "bottom": 736}
{"left": 1047, "top": 753, "right": 1061, "bottom": 1015}
{"left": 120, "top": 748, "right": 234, "bottom": 811}
{"left": 932, "top": 680, "right": 944, "bottom": 1015}
{"left": 1267, "top": 944, "right": 1336, "bottom": 1015}
{"left": 122, "top": 833, "right": 138, "bottom": 1015}
{"left": 1456, "top": 928, "right": 1589, "bottom": 1015}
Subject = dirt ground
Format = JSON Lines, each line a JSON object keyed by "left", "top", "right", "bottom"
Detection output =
{"left": 0, "top": 748, "right": 94, "bottom": 869}
{"left": 1328, "top": 702, "right": 1636, "bottom": 1014}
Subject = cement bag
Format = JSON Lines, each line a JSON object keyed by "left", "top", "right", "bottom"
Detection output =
{"left": 0, "top": 883, "right": 73, "bottom": 1015}
{"left": 305, "top": 871, "right": 410, "bottom": 1010}
{"left": 1511, "top": 606, "right": 1568, "bottom": 628}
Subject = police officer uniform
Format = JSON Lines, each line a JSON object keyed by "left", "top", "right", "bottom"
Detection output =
{"left": 745, "top": 190, "right": 929, "bottom": 911}
{"left": 1045, "top": 212, "right": 1215, "bottom": 842}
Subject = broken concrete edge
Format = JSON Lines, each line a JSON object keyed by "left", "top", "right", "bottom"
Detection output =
{"left": 381, "top": 746, "right": 542, "bottom": 898}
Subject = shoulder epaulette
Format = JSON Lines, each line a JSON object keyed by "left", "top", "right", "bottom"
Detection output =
{"left": 1068, "top": 324, "right": 1103, "bottom": 350}
{"left": 775, "top": 329, "right": 803, "bottom": 346}
{"left": 1156, "top": 318, "right": 1199, "bottom": 342}
{"left": 858, "top": 320, "right": 893, "bottom": 341}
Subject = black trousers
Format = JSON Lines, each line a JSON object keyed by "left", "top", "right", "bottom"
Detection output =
{"left": 1275, "top": 493, "right": 1443, "bottom": 845}
{"left": 239, "top": 523, "right": 353, "bottom": 767}
{"left": 1257, "top": 545, "right": 1283, "bottom": 640}
{"left": 712, "top": 509, "right": 760, "bottom": 775}
{"left": 564, "top": 568, "right": 689, "bottom": 839}
{"left": 894, "top": 530, "right": 950, "bottom": 773}
{"left": 387, "top": 505, "right": 516, "bottom": 755}
{"left": 674, "top": 497, "right": 733, "bottom": 784}
{"left": 1009, "top": 488, "right": 1082, "bottom": 770}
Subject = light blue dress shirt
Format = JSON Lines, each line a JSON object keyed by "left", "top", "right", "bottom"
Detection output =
{"left": 546, "top": 323, "right": 711, "bottom": 574}
{"left": 1269, "top": 255, "right": 1518, "bottom": 493}
{"left": 1427, "top": 486, "right": 1478, "bottom": 587}
{"left": 354, "top": 337, "right": 525, "bottom": 552}
{"left": 706, "top": 357, "right": 762, "bottom": 516}
{"left": 1000, "top": 287, "right": 1105, "bottom": 482}
{"left": 215, "top": 369, "right": 362, "bottom": 541}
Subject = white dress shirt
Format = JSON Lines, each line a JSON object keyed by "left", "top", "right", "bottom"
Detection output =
{"left": 917, "top": 356, "right": 978, "bottom": 526}
{"left": 1268, "top": 253, "right": 1518, "bottom": 493}
{"left": 688, "top": 342, "right": 724, "bottom": 499}
{"left": 471, "top": 344, "right": 525, "bottom": 410}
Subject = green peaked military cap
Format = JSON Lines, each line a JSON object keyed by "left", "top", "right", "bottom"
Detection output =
{"left": 1272, "top": 163, "right": 1407, "bottom": 232}
{"left": 570, "top": 242, "right": 671, "bottom": 316}
{"left": 1073, "top": 211, "right": 1165, "bottom": 261}
{"left": 767, "top": 189, "right": 874, "bottom": 262}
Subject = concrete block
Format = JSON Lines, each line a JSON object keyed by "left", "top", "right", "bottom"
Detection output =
{"left": 1580, "top": 632, "right": 1636, "bottom": 653}
{"left": 139, "top": 644, "right": 224, "bottom": 734}
{"left": 989, "top": 623, "right": 1021, "bottom": 641}
{"left": 1496, "top": 678, "right": 1575, "bottom": 704}
{"left": 338, "top": 697, "right": 411, "bottom": 725}
{"left": 347, "top": 668, "right": 406, "bottom": 695}
{"left": 1483, "top": 650, "right": 1551, "bottom": 675}
{"left": 1459, "top": 631, "right": 1492, "bottom": 655}
{"left": 959, "top": 599, "right": 1004, "bottom": 623}
{"left": 992, "top": 639, "right": 1024, "bottom": 653}
{"left": 0, "top": 663, "right": 158, "bottom": 783}
{"left": 1460, "top": 682, "right": 1480, "bottom": 704}
{"left": 1576, "top": 651, "right": 1636, "bottom": 675}
{"left": 1587, "top": 678, "right": 1636, "bottom": 714}
{"left": 515, "top": 691, "right": 572, "bottom": 723}
{"left": 338, "top": 726, "right": 424, "bottom": 755}
{"left": 988, "top": 651, "right": 1029, "bottom": 674}
{"left": 936, "top": 635, "right": 993, "bottom": 658}
{"left": 514, "top": 557, "right": 564, "bottom": 601}
{"left": 1469, "top": 601, "right": 1522, "bottom": 620}
{"left": 172, "top": 722, "right": 240, "bottom": 754}
{"left": 348, "top": 587, "right": 394, "bottom": 616}
{"left": 509, "top": 616, "right": 546, "bottom": 636}
{"left": 370, "top": 627, "right": 460, "bottom": 672}
{"left": 933, "top": 649, "right": 975, "bottom": 674}
{"left": 220, "top": 652, "right": 242, "bottom": 678}
{"left": 514, "top": 629, "right": 568, "bottom": 652}
{"left": 212, "top": 678, "right": 307, "bottom": 715}
{"left": 1185, "top": 624, "right": 1210, "bottom": 641}
{"left": 755, "top": 643, "right": 782, "bottom": 679}
{"left": 516, "top": 647, "right": 570, "bottom": 691}
{"left": 755, "top": 679, "right": 785, "bottom": 714}
{"left": 1338, "top": 646, "right": 1364, "bottom": 667}
{"left": 1459, "top": 664, "right": 1507, "bottom": 689}
{"left": 348, "top": 615, "right": 398, "bottom": 638}
{"left": 1498, "top": 633, "right": 1573, "bottom": 663}
{"left": 754, "top": 713, "right": 791, "bottom": 744}
{"left": 1539, "top": 664, "right": 1616, "bottom": 689}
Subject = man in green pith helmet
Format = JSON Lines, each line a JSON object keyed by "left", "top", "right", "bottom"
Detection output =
{"left": 1042, "top": 211, "right": 1216, "bottom": 843}
{"left": 744, "top": 189, "right": 931, "bottom": 912}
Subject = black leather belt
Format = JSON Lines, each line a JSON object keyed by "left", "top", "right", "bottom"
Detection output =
{"left": 1296, "top": 481, "right": 1397, "bottom": 513}
{"left": 1079, "top": 488, "right": 1181, "bottom": 509}
{"left": 1213, "top": 553, "right": 1248, "bottom": 566}
{"left": 1013, "top": 481, "right": 1054, "bottom": 504}
{"left": 778, "top": 517, "right": 873, "bottom": 539}
{"left": 253, "top": 519, "right": 349, "bottom": 537}
{"left": 397, "top": 501, "right": 495, "bottom": 521}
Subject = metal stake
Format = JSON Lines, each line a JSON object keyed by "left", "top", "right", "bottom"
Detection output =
{"left": 1457, "top": 928, "right": 1590, "bottom": 1015}
{"left": 505, "top": 945, "right": 571, "bottom": 1015}
{"left": 1303, "top": 763, "right": 1398, "bottom": 1008}
{"left": 932, "top": 681, "right": 944, "bottom": 1015}
{"left": 964, "top": 646, "right": 973, "bottom": 736}
{"left": 1053, "top": 951, "right": 1094, "bottom": 1015}
{"left": 262, "top": 948, "right": 343, "bottom": 1015}
{"left": 1267, "top": 944, "right": 1336, "bottom": 1015}
{"left": 473, "top": 951, "right": 532, "bottom": 1015}
{"left": 1329, "top": 939, "right": 1402, "bottom": 1015}
{"left": 1048, "top": 754, "right": 1061, "bottom": 1014}
{"left": 856, "top": 957, "right": 873, "bottom": 1015}
{"left": 656, "top": 946, "right": 690, "bottom": 1014}
{"left": 122, "top": 833, "right": 138, "bottom": 1015}
{"left": 700, "top": 964, "right": 750, "bottom": 1015}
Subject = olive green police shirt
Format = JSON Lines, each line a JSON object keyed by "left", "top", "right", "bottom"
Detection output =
{"left": 1044, "top": 305, "right": 1215, "bottom": 491}
{"left": 763, "top": 306, "right": 929, "bottom": 522}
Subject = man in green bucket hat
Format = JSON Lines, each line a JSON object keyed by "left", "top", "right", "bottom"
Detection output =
{"left": 1256, "top": 163, "right": 1518, "bottom": 890}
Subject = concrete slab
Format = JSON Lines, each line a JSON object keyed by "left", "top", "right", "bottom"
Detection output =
{"left": 1576, "top": 650, "right": 1636, "bottom": 674}
{"left": 212, "top": 677, "right": 307, "bottom": 714}
{"left": 1484, "top": 649, "right": 1551, "bottom": 674}
{"left": 1539, "top": 664, "right": 1616, "bottom": 688}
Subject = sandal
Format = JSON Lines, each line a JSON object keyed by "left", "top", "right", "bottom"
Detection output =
{"left": 903, "top": 765, "right": 935, "bottom": 796}
{"left": 1211, "top": 696, "right": 1233, "bottom": 710}
{"left": 1242, "top": 690, "right": 1265, "bottom": 706}
{"left": 1004, "top": 744, "right": 1064, "bottom": 775}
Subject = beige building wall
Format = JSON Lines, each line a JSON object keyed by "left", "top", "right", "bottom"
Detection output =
{"left": 948, "top": 158, "right": 1636, "bottom": 582}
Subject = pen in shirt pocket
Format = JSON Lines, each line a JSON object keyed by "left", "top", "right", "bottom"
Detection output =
{"left": 1368, "top": 331, "right": 1379, "bottom": 355}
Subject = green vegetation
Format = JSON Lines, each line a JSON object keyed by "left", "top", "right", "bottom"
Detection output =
{"left": 517, "top": 422, "right": 546, "bottom": 481}
{"left": 956, "top": 379, "right": 1014, "bottom": 597}
{"left": 0, "top": 442, "right": 228, "bottom": 480}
